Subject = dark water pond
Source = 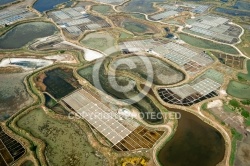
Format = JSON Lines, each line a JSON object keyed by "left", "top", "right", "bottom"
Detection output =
{"left": 232, "top": 1, "right": 250, "bottom": 10}
{"left": 215, "top": 7, "right": 250, "bottom": 16}
{"left": 33, "top": 0, "right": 69, "bottom": 12}
{"left": 0, "top": 0, "right": 16, "bottom": 5}
{"left": 43, "top": 68, "right": 79, "bottom": 99}
{"left": 0, "top": 22, "right": 57, "bottom": 49}
{"left": 158, "top": 108, "right": 225, "bottom": 166}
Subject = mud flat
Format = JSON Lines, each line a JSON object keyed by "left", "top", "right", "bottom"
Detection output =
{"left": 17, "top": 108, "right": 107, "bottom": 166}
{"left": 80, "top": 32, "right": 116, "bottom": 54}
{"left": 179, "top": 33, "right": 239, "bottom": 55}
{"left": 227, "top": 81, "right": 250, "bottom": 100}
{"left": 0, "top": 72, "right": 33, "bottom": 121}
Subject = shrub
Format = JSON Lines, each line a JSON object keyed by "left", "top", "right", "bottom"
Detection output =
{"left": 241, "top": 109, "right": 250, "bottom": 119}
{"left": 238, "top": 75, "right": 247, "bottom": 82}
{"left": 241, "top": 99, "right": 250, "bottom": 105}
{"left": 229, "top": 99, "right": 240, "bottom": 108}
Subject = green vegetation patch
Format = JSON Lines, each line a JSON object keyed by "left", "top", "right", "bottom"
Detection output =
{"left": 111, "top": 55, "right": 185, "bottom": 85}
{"left": 81, "top": 32, "right": 115, "bottom": 53}
{"left": 44, "top": 93, "right": 57, "bottom": 108}
{"left": 241, "top": 99, "right": 250, "bottom": 105}
{"left": 92, "top": 5, "right": 114, "bottom": 15}
{"left": 21, "top": 160, "right": 35, "bottom": 166}
{"left": 51, "top": 104, "right": 69, "bottom": 116}
{"left": 229, "top": 99, "right": 240, "bottom": 108}
{"left": 245, "top": 117, "right": 250, "bottom": 126}
{"left": 223, "top": 104, "right": 234, "bottom": 112}
{"left": 179, "top": 33, "right": 239, "bottom": 55}
{"left": 238, "top": 60, "right": 250, "bottom": 81}
{"left": 230, "top": 128, "right": 243, "bottom": 166}
{"left": 119, "top": 31, "right": 133, "bottom": 39}
{"left": 130, "top": 13, "right": 146, "bottom": 20}
{"left": 122, "top": 21, "right": 148, "bottom": 34}
{"left": 17, "top": 109, "right": 106, "bottom": 166}
{"left": 238, "top": 25, "right": 250, "bottom": 57}
{"left": 0, "top": 72, "right": 33, "bottom": 121}
{"left": 241, "top": 109, "right": 249, "bottom": 118}
{"left": 227, "top": 81, "right": 250, "bottom": 99}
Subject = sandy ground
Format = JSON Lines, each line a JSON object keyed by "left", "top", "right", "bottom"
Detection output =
{"left": 207, "top": 100, "right": 223, "bottom": 109}
{"left": 0, "top": 58, "right": 53, "bottom": 70}
{"left": 62, "top": 41, "right": 104, "bottom": 61}
{"left": 45, "top": 54, "right": 77, "bottom": 63}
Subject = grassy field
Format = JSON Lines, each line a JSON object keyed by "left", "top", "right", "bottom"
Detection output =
{"left": 238, "top": 60, "right": 250, "bottom": 81}
{"left": 230, "top": 129, "right": 243, "bottom": 166}
{"left": 237, "top": 24, "right": 250, "bottom": 57}
{"left": 111, "top": 55, "right": 185, "bottom": 85}
{"left": 227, "top": 81, "right": 250, "bottom": 99}
{"left": 122, "top": 21, "right": 148, "bottom": 34}
{"left": 119, "top": 31, "right": 133, "bottom": 39}
{"left": 179, "top": 33, "right": 239, "bottom": 54}
{"left": 81, "top": 32, "right": 115, "bottom": 53}
{"left": 92, "top": 5, "right": 114, "bottom": 15}
{"left": 21, "top": 160, "right": 35, "bottom": 166}
{"left": 130, "top": 13, "right": 146, "bottom": 20}
{"left": 17, "top": 108, "right": 106, "bottom": 166}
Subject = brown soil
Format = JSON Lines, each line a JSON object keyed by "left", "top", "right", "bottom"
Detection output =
{"left": 35, "top": 72, "right": 47, "bottom": 91}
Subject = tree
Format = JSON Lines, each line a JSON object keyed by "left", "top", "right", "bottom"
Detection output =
{"left": 30, "top": 144, "right": 37, "bottom": 151}
{"left": 229, "top": 99, "right": 240, "bottom": 108}
{"left": 241, "top": 109, "right": 250, "bottom": 119}
{"left": 241, "top": 99, "right": 250, "bottom": 105}
{"left": 238, "top": 75, "right": 247, "bottom": 82}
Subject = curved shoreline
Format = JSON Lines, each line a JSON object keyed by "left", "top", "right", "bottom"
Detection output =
{"left": 152, "top": 86, "right": 231, "bottom": 166}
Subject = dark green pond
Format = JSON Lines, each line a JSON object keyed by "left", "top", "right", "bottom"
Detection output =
{"left": 0, "top": 22, "right": 57, "bottom": 49}
{"left": 120, "top": 0, "right": 167, "bottom": 14}
{"left": 33, "top": 0, "right": 69, "bottom": 12}
{"left": 158, "top": 108, "right": 225, "bottom": 166}
{"left": 43, "top": 68, "right": 79, "bottom": 99}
